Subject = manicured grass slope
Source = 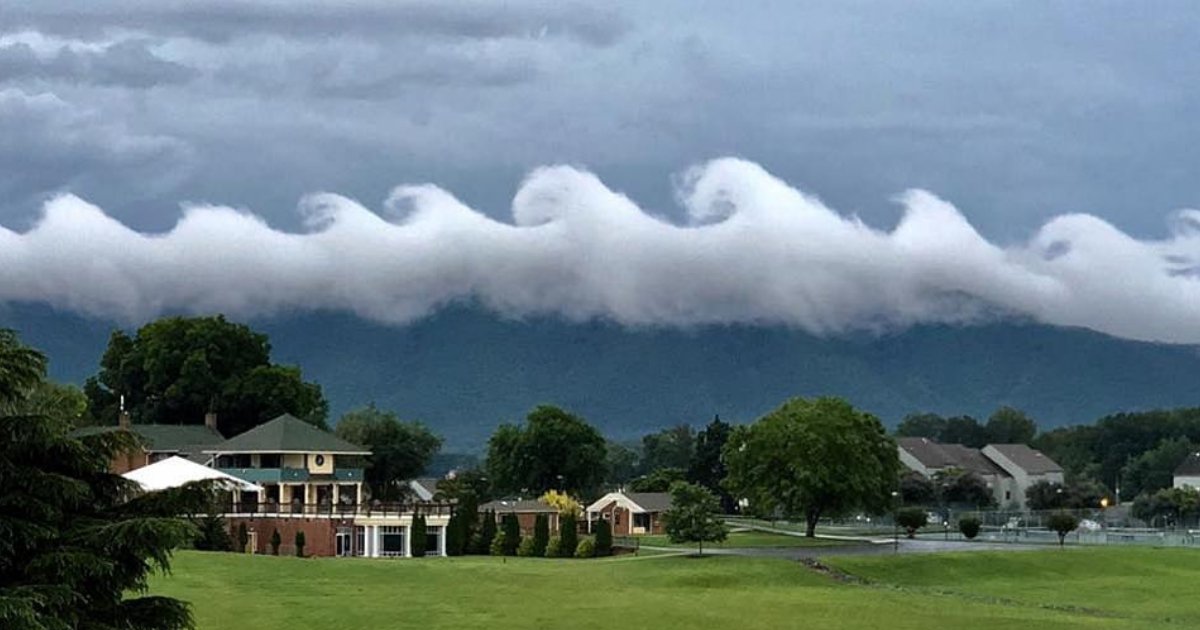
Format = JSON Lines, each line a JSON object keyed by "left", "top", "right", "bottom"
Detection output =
{"left": 638, "top": 531, "right": 850, "bottom": 548}
{"left": 153, "top": 548, "right": 1194, "bottom": 629}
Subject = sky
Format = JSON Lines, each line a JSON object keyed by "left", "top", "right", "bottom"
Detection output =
{"left": 1, "top": 1, "right": 1199, "bottom": 343}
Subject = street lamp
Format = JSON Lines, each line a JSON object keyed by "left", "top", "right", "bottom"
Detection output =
{"left": 890, "top": 491, "right": 900, "bottom": 553}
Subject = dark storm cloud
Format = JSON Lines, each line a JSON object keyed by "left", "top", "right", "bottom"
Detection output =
{"left": 0, "top": 39, "right": 197, "bottom": 88}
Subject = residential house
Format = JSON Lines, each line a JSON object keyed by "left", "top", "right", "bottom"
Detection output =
{"left": 1173, "top": 452, "right": 1200, "bottom": 490}
{"left": 209, "top": 413, "right": 452, "bottom": 557}
{"left": 897, "top": 437, "right": 1016, "bottom": 507}
{"left": 408, "top": 478, "right": 444, "bottom": 501}
{"left": 72, "top": 411, "right": 225, "bottom": 473}
{"left": 898, "top": 438, "right": 1063, "bottom": 509}
{"left": 585, "top": 492, "right": 671, "bottom": 535}
{"left": 981, "top": 444, "right": 1065, "bottom": 509}
{"left": 480, "top": 499, "right": 565, "bottom": 535}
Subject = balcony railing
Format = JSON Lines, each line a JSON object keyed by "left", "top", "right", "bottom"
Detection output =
{"left": 223, "top": 500, "right": 456, "bottom": 519}
{"left": 217, "top": 467, "right": 365, "bottom": 483}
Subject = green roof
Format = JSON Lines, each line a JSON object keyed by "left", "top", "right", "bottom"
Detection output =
{"left": 206, "top": 414, "right": 369, "bottom": 455}
{"left": 71, "top": 424, "right": 225, "bottom": 454}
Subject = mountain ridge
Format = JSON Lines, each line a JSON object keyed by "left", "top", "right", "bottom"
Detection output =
{"left": 2, "top": 303, "right": 1197, "bottom": 450}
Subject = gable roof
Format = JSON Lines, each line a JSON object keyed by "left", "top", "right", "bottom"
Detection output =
{"left": 72, "top": 424, "right": 225, "bottom": 455}
{"left": 624, "top": 492, "right": 672, "bottom": 512}
{"left": 1176, "top": 452, "right": 1200, "bottom": 476}
{"left": 985, "top": 443, "right": 1063, "bottom": 475}
{"left": 408, "top": 478, "right": 443, "bottom": 500}
{"left": 897, "top": 437, "right": 958, "bottom": 469}
{"left": 940, "top": 444, "right": 1007, "bottom": 477}
{"left": 205, "top": 414, "right": 369, "bottom": 455}
{"left": 479, "top": 499, "right": 559, "bottom": 513}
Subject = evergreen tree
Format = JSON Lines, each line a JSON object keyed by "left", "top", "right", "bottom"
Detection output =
{"left": 458, "top": 493, "right": 480, "bottom": 550}
{"left": 270, "top": 529, "right": 281, "bottom": 555}
{"left": 237, "top": 522, "right": 249, "bottom": 553}
{"left": 474, "top": 510, "right": 497, "bottom": 555}
{"left": 558, "top": 513, "right": 578, "bottom": 558}
{"left": 2, "top": 329, "right": 213, "bottom": 629}
{"left": 192, "top": 514, "right": 233, "bottom": 552}
{"left": 594, "top": 518, "right": 613, "bottom": 557}
{"left": 411, "top": 514, "right": 427, "bottom": 558}
{"left": 445, "top": 511, "right": 463, "bottom": 556}
{"left": 532, "top": 513, "right": 550, "bottom": 557}
{"left": 501, "top": 513, "right": 521, "bottom": 556}
{"left": 294, "top": 531, "right": 306, "bottom": 557}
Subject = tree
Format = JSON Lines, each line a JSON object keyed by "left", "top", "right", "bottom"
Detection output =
{"left": 335, "top": 404, "right": 443, "bottom": 501}
{"left": 501, "top": 513, "right": 521, "bottom": 556}
{"left": 605, "top": 441, "right": 640, "bottom": 486}
{"left": 84, "top": 316, "right": 328, "bottom": 435}
{"left": 533, "top": 513, "right": 550, "bottom": 557}
{"left": 935, "top": 469, "right": 996, "bottom": 508}
{"left": 489, "top": 531, "right": 508, "bottom": 556}
{"left": 1120, "top": 437, "right": 1194, "bottom": 498}
{"left": 294, "top": 531, "right": 306, "bottom": 557}
{"left": 724, "top": 397, "right": 899, "bottom": 537}
{"left": 895, "top": 413, "right": 947, "bottom": 439}
{"left": 940, "top": 416, "right": 988, "bottom": 448}
{"left": 1047, "top": 512, "right": 1079, "bottom": 546}
{"left": 192, "top": 514, "right": 233, "bottom": 552}
{"left": 558, "top": 514, "right": 578, "bottom": 558}
{"left": 473, "top": 511, "right": 497, "bottom": 555}
{"left": 985, "top": 407, "right": 1038, "bottom": 444}
{"left": 2, "top": 329, "right": 214, "bottom": 629}
{"left": 237, "top": 522, "right": 249, "bottom": 553}
{"left": 1132, "top": 487, "right": 1200, "bottom": 527}
{"left": 485, "top": 405, "right": 607, "bottom": 496}
{"left": 687, "top": 415, "right": 736, "bottom": 513}
{"left": 629, "top": 467, "right": 686, "bottom": 493}
{"left": 1026, "top": 479, "right": 1109, "bottom": 511}
{"left": 445, "top": 511, "right": 464, "bottom": 557}
{"left": 594, "top": 518, "right": 613, "bottom": 557}
{"left": 411, "top": 514, "right": 427, "bottom": 558}
{"left": 895, "top": 508, "right": 928, "bottom": 538}
{"left": 574, "top": 538, "right": 596, "bottom": 558}
{"left": 1, "top": 379, "right": 90, "bottom": 423}
{"left": 899, "top": 472, "right": 937, "bottom": 506}
{"left": 539, "top": 490, "right": 582, "bottom": 517}
{"left": 269, "top": 529, "right": 281, "bottom": 555}
{"left": 641, "top": 424, "right": 695, "bottom": 473}
{"left": 663, "top": 481, "right": 728, "bottom": 555}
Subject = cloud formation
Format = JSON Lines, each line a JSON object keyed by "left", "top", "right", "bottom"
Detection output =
{"left": 1, "top": 158, "right": 1197, "bottom": 343}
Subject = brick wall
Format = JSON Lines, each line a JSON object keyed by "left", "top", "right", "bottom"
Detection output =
{"left": 226, "top": 517, "right": 352, "bottom": 557}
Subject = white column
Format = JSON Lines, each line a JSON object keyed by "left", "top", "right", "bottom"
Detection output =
{"left": 404, "top": 525, "right": 412, "bottom": 558}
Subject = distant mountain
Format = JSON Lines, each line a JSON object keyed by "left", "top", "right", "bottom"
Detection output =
{"left": 2, "top": 304, "right": 1198, "bottom": 450}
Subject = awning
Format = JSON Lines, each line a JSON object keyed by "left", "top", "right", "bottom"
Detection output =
{"left": 123, "top": 456, "right": 264, "bottom": 493}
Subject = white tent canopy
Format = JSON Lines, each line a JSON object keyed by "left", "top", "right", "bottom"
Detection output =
{"left": 123, "top": 456, "right": 263, "bottom": 493}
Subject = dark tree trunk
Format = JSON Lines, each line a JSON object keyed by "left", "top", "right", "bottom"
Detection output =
{"left": 805, "top": 508, "right": 821, "bottom": 537}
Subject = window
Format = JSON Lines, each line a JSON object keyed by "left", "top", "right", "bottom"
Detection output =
{"left": 633, "top": 513, "right": 651, "bottom": 530}
{"left": 260, "top": 454, "right": 281, "bottom": 468}
{"left": 425, "top": 526, "right": 441, "bottom": 556}
{"left": 1005, "top": 491, "right": 1012, "bottom": 501}
{"left": 380, "top": 526, "right": 406, "bottom": 557}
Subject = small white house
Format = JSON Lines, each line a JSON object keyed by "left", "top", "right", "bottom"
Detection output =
{"left": 1174, "top": 452, "right": 1200, "bottom": 490}
{"left": 585, "top": 492, "right": 671, "bottom": 535}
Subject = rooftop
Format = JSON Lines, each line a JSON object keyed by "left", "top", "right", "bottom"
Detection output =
{"left": 479, "top": 499, "right": 559, "bottom": 513}
{"left": 986, "top": 443, "right": 1064, "bottom": 475}
{"left": 205, "top": 414, "right": 369, "bottom": 455}
{"left": 72, "top": 423, "right": 225, "bottom": 458}
{"left": 1176, "top": 452, "right": 1200, "bottom": 477}
{"left": 623, "top": 492, "right": 672, "bottom": 512}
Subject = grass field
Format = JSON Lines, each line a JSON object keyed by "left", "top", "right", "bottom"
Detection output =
{"left": 637, "top": 530, "right": 850, "bottom": 548}
{"left": 152, "top": 547, "right": 1198, "bottom": 629}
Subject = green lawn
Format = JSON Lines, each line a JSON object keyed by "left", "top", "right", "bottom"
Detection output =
{"left": 638, "top": 530, "right": 851, "bottom": 548}
{"left": 152, "top": 547, "right": 1198, "bottom": 629}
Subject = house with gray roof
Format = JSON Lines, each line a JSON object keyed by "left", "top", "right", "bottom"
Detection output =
{"left": 71, "top": 411, "right": 225, "bottom": 473}
{"left": 585, "top": 491, "right": 672, "bottom": 535}
{"left": 1173, "top": 452, "right": 1200, "bottom": 490}
{"left": 981, "top": 443, "right": 1065, "bottom": 509}
{"left": 899, "top": 438, "right": 1062, "bottom": 509}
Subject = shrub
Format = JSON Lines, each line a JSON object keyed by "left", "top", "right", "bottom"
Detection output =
{"left": 594, "top": 518, "right": 613, "bottom": 557}
{"left": 445, "top": 511, "right": 463, "bottom": 556}
{"left": 545, "top": 536, "right": 562, "bottom": 558}
{"left": 517, "top": 536, "right": 538, "bottom": 557}
{"left": 502, "top": 513, "right": 521, "bottom": 556}
{"left": 294, "top": 531, "right": 306, "bottom": 557}
{"left": 411, "top": 514, "right": 427, "bottom": 558}
{"left": 490, "top": 531, "right": 508, "bottom": 556}
{"left": 533, "top": 513, "right": 550, "bottom": 557}
{"left": 574, "top": 537, "right": 596, "bottom": 558}
{"left": 559, "top": 514, "right": 578, "bottom": 557}
{"left": 236, "top": 523, "right": 249, "bottom": 553}
{"left": 1048, "top": 512, "right": 1080, "bottom": 546}
{"left": 193, "top": 514, "right": 232, "bottom": 552}
{"left": 269, "top": 529, "right": 281, "bottom": 555}
{"left": 895, "top": 508, "right": 928, "bottom": 539}
{"left": 958, "top": 517, "right": 981, "bottom": 540}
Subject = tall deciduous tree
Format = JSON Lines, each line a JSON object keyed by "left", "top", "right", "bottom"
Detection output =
{"left": 895, "top": 413, "right": 947, "bottom": 440}
{"left": 604, "top": 441, "right": 640, "bottom": 486}
{"left": 724, "top": 397, "right": 899, "bottom": 537}
{"left": 939, "top": 416, "right": 988, "bottom": 448}
{"left": 335, "top": 404, "right": 442, "bottom": 501}
{"left": 2, "top": 329, "right": 212, "bottom": 629}
{"left": 641, "top": 424, "right": 695, "bottom": 473}
{"left": 485, "top": 405, "right": 607, "bottom": 496}
{"left": 663, "top": 481, "right": 728, "bottom": 555}
{"left": 84, "top": 315, "right": 327, "bottom": 435}
{"left": 985, "top": 407, "right": 1038, "bottom": 444}
{"left": 687, "top": 415, "right": 735, "bottom": 513}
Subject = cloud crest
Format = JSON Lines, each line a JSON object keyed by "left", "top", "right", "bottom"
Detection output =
{"left": 1, "top": 158, "right": 1198, "bottom": 343}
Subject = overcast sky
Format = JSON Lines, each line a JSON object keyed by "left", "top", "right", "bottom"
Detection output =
{"left": 1, "top": 2, "right": 1199, "bottom": 342}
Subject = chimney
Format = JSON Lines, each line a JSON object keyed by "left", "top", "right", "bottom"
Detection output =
{"left": 119, "top": 410, "right": 131, "bottom": 430}
{"left": 205, "top": 411, "right": 218, "bottom": 431}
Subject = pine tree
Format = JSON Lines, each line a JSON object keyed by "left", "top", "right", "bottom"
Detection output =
{"left": 559, "top": 513, "right": 578, "bottom": 558}
{"left": 594, "top": 518, "right": 613, "bottom": 557}
{"left": 411, "top": 513, "right": 427, "bottom": 558}
{"left": 2, "top": 329, "right": 213, "bottom": 629}
{"left": 237, "top": 522, "right": 249, "bottom": 552}
{"left": 474, "top": 510, "right": 497, "bottom": 555}
{"left": 532, "top": 513, "right": 550, "bottom": 557}
{"left": 501, "top": 513, "right": 521, "bottom": 556}
{"left": 445, "top": 511, "right": 463, "bottom": 556}
{"left": 294, "top": 530, "right": 306, "bottom": 557}
{"left": 270, "top": 529, "right": 281, "bottom": 555}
